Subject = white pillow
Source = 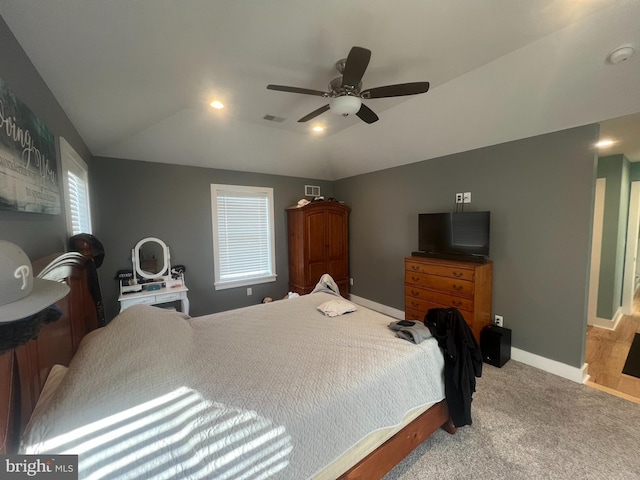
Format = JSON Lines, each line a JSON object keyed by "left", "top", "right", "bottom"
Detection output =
{"left": 317, "top": 299, "right": 358, "bottom": 317}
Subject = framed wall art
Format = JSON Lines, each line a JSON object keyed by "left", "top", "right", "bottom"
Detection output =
{"left": 0, "top": 77, "right": 61, "bottom": 214}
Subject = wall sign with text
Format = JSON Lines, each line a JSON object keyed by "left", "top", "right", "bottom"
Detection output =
{"left": 0, "top": 77, "right": 61, "bottom": 215}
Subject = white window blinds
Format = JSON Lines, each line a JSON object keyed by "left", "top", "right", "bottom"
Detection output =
{"left": 211, "top": 185, "right": 277, "bottom": 289}
{"left": 60, "top": 137, "right": 92, "bottom": 236}
{"left": 67, "top": 170, "right": 91, "bottom": 235}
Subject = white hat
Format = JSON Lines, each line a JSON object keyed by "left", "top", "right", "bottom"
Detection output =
{"left": 0, "top": 241, "right": 70, "bottom": 323}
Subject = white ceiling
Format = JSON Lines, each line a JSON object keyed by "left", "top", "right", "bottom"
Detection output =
{"left": 0, "top": 0, "right": 639, "bottom": 180}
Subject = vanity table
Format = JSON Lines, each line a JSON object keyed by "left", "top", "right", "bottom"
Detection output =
{"left": 118, "top": 285, "right": 189, "bottom": 313}
{"left": 118, "top": 237, "right": 190, "bottom": 314}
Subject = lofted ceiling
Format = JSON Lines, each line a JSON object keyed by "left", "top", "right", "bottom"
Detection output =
{"left": 0, "top": 0, "right": 639, "bottom": 180}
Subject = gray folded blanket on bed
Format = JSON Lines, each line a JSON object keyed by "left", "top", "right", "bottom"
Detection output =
{"left": 388, "top": 321, "right": 433, "bottom": 344}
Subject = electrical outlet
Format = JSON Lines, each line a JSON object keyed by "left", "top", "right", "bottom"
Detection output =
{"left": 247, "top": 287, "right": 252, "bottom": 296}
{"left": 463, "top": 192, "right": 471, "bottom": 203}
{"left": 349, "top": 278, "right": 354, "bottom": 286}
{"left": 455, "top": 193, "right": 463, "bottom": 204}
{"left": 494, "top": 315, "right": 503, "bottom": 327}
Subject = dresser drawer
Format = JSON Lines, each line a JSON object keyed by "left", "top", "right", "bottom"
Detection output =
{"left": 405, "top": 287, "right": 473, "bottom": 311}
{"left": 405, "top": 260, "right": 474, "bottom": 281}
{"left": 158, "top": 291, "right": 183, "bottom": 303}
{"left": 404, "top": 272, "right": 474, "bottom": 297}
{"left": 406, "top": 305, "right": 474, "bottom": 326}
{"left": 405, "top": 308, "right": 425, "bottom": 322}
{"left": 125, "top": 295, "right": 157, "bottom": 306}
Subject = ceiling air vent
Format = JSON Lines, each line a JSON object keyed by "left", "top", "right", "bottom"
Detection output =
{"left": 263, "top": 114, "right": 285, "bottom": 122}
{"left": 305, "top": 185, "right": 320, "bottom": 197}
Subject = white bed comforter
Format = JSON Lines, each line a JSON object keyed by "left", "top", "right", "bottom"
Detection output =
{"left": 21, "top": 292, "right": 445, "bottom": 480}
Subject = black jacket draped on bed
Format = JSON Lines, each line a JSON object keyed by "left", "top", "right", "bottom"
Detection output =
{"left": 424, "top": 307, "right": 483, "bottom": 427}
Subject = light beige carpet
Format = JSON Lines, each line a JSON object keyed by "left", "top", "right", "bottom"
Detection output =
{"left": 385, "top": 360, "right": 640, "bottom": 479}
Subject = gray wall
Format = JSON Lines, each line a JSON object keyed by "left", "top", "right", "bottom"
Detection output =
{"left": 91, "top": 156, "right": 334, "bottom": 320}
{"left": 596, "top": 154, "right": 630, "bottom": 319}
{"left": 334, "top": 125, "right": 599, "bottom": 368}
{"left": 0, "top": 16, "right": 91, "bottom": 259}
{"left": 0, "top": 12, "right": 602, "bottom": 369}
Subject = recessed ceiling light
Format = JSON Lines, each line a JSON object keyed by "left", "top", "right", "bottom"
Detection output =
{"left": 596, "top": 139, "right": 615, "bottom": 148}
{"left": 312, "top": 125, "right": 324, "bottom": 132}
{"left": 210, "top": 100, "right": 224, "bottom": 109}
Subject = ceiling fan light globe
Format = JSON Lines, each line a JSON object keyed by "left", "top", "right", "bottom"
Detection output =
{"left": 330, "top": 96, "right": 361, "bottom": 115}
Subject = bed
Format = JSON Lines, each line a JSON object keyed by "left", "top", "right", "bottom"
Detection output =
{"left": 0, "top": 253, "right": 456, "bottom": 479}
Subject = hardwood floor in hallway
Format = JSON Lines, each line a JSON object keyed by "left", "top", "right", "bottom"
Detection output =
{"left": 586, "top": 309, "right": 640, "bottom": 403}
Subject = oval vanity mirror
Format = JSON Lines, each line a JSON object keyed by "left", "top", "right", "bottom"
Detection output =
{"left": 133, "top": 237, "right": 170, "bottom": 279}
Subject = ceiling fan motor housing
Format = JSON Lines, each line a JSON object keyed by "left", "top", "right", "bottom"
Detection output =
{"left": 329, "top": 77, "right": 361, "bottom": 96}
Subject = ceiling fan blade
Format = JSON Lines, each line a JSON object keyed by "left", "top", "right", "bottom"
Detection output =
{"left": 356, "top": 103, "right": 379, "bottom": 124}
{"left": 341, "top": 46, "right": 371, "bottom": 88}
{"left": 298, "top": 104, "right": 330, "bottom": 122}
{"left": 361, "top": 82, "right": 430, "bottom": 99}
{"left": 267, "top": 84, "right": 328, "bottom": 97}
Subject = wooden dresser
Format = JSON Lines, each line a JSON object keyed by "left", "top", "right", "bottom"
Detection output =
{"left": 404, "top": 256, "right": 493, "bottom": 342}
{"left": 287, "top": 201, "right": 350, "bottom": 298}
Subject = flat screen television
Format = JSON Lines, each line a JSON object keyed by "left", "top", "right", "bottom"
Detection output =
{"left": 417, "top": 211, "right": 490, "bottom": 261}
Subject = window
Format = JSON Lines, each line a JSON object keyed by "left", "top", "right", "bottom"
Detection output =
{"left": 211, "top": 184, "right": 277, "bottom": 290}
{"left": 60, "top": 137, "right": 92, "bottom": 236}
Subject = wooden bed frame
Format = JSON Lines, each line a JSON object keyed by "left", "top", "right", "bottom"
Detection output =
{"left": 0, "top": 252, "right": 455, "bottom": 478}
{"left": 0, "top": 252, "right": 99, "bottom": 455}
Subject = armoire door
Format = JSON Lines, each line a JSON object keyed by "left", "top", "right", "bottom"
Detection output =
{"left": 305, "top": 210, "right": 328, "bottom": 285}
{"left": 326, "top": 208, "right": 348, "bottom": 282}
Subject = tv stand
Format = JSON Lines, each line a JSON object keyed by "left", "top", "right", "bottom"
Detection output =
{"left": 411, "top": 251, "right": 489, "bottom": 264}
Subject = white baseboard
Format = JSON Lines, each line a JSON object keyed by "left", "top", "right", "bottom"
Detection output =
{"left": 350, "top": 294, "right": 589, "bottom": 384}
{"left": 349, "top": 294, "right": 405, "bottom": 319}
{"left": 511, "top": 348, "right": 589, "bottom": 384}
{"left": 588, "top": 307, "right": 623, "bottom": 330}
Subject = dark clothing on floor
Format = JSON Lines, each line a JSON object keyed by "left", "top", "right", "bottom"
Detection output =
{"left": 424, "top": 307, "right": 483, "bottom": 427}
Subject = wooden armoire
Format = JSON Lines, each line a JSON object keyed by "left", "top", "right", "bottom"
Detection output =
{"left": 286, "top": 201, "right": 350, "bottom": 298}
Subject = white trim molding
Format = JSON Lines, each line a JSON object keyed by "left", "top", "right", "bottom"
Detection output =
{"left": 511, "top": 348, "right": 589, "bottom": 384}
{"left": 589, "top": 307, "right": 623, "bottom": 331}
{"left": 622, "top": 181, "right": 640, "bottom": 315}
{"left": 210, "top": 184, "right": 277, "bottom": 290}
{"left": 349, "top": 294, "right": 404, "bottom": 320}
{"left": 587, "top": 177, "right": 605, "bottom": 327}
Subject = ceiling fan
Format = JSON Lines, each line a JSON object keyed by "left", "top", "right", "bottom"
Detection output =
{"left": 267, "top": 46, "right": 430, "bottom": 124}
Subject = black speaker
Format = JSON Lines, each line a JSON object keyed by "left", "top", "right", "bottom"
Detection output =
{"left": 481, "top": 325, "right": 511, "bottom": 368}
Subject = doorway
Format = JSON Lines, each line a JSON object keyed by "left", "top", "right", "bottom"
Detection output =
{"left": 586, "top": 180, "right": 640, "bottom": 402}
{"left": 622, "top": 182, "right": 640, "bottom": 314}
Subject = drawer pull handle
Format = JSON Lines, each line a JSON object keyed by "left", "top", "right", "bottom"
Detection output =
{"left": 452, "top": 300, "right": 462, "bottom": 307}
{"left": 411, "top": 301, "right": 420, "bottom": 307}
{"left": 411, "top": 265, "right": 420, "bottom": 271}
{"left": 453, "top": 271, "right": 463, "bottom": 278}
{"left": 452, "top": 284, "right": 463, "bottom": 291}
{"left": 412, "top": 276, "right": 420, "bottom": 282}
{"left": 411, "top": 289, "right": 420, "bottom": 296}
